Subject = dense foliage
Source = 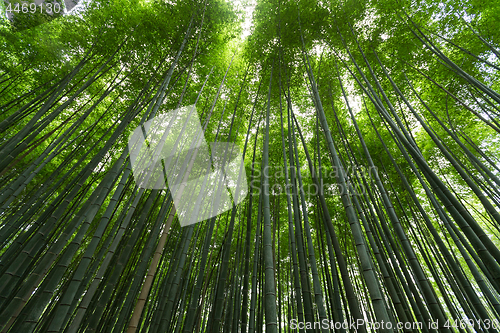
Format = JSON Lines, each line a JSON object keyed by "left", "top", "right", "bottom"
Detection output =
{"left": 0, "top": 0, "right": 499, "bottom": 332}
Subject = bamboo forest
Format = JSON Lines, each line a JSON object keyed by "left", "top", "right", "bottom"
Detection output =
{"left": 1, "top": 0, "right": 500, "bottom": 331}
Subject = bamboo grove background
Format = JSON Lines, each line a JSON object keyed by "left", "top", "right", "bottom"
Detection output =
{"left": 0, "top": 0, "right": 500, "bottom": 332}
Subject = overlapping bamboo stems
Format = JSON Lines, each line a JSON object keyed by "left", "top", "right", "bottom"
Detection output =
{"left": 289, "top": 108, "right": 329, "bottom": 332}
{"left": 325, "top": 95, "right": 414, "bottom": 331}
{"left": 284, "top": 88, "right": 315, "bottom": 327}
{"left": 328, "top": 28, "right": 500, "bottom": 302}
{"left": 288, "top": 92, "right": 367, "bottom": 333}
{"left": 296, "top": 4, "right": 394, "bottom": 330}
{"left": 0, "top": 6, "right": 201, "bottom": 330}
{"left": 368, "top": 105, "right": 500, "bottom": 320}
{"left": 277, "top": 70, "right": 305, "bottom": 333}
